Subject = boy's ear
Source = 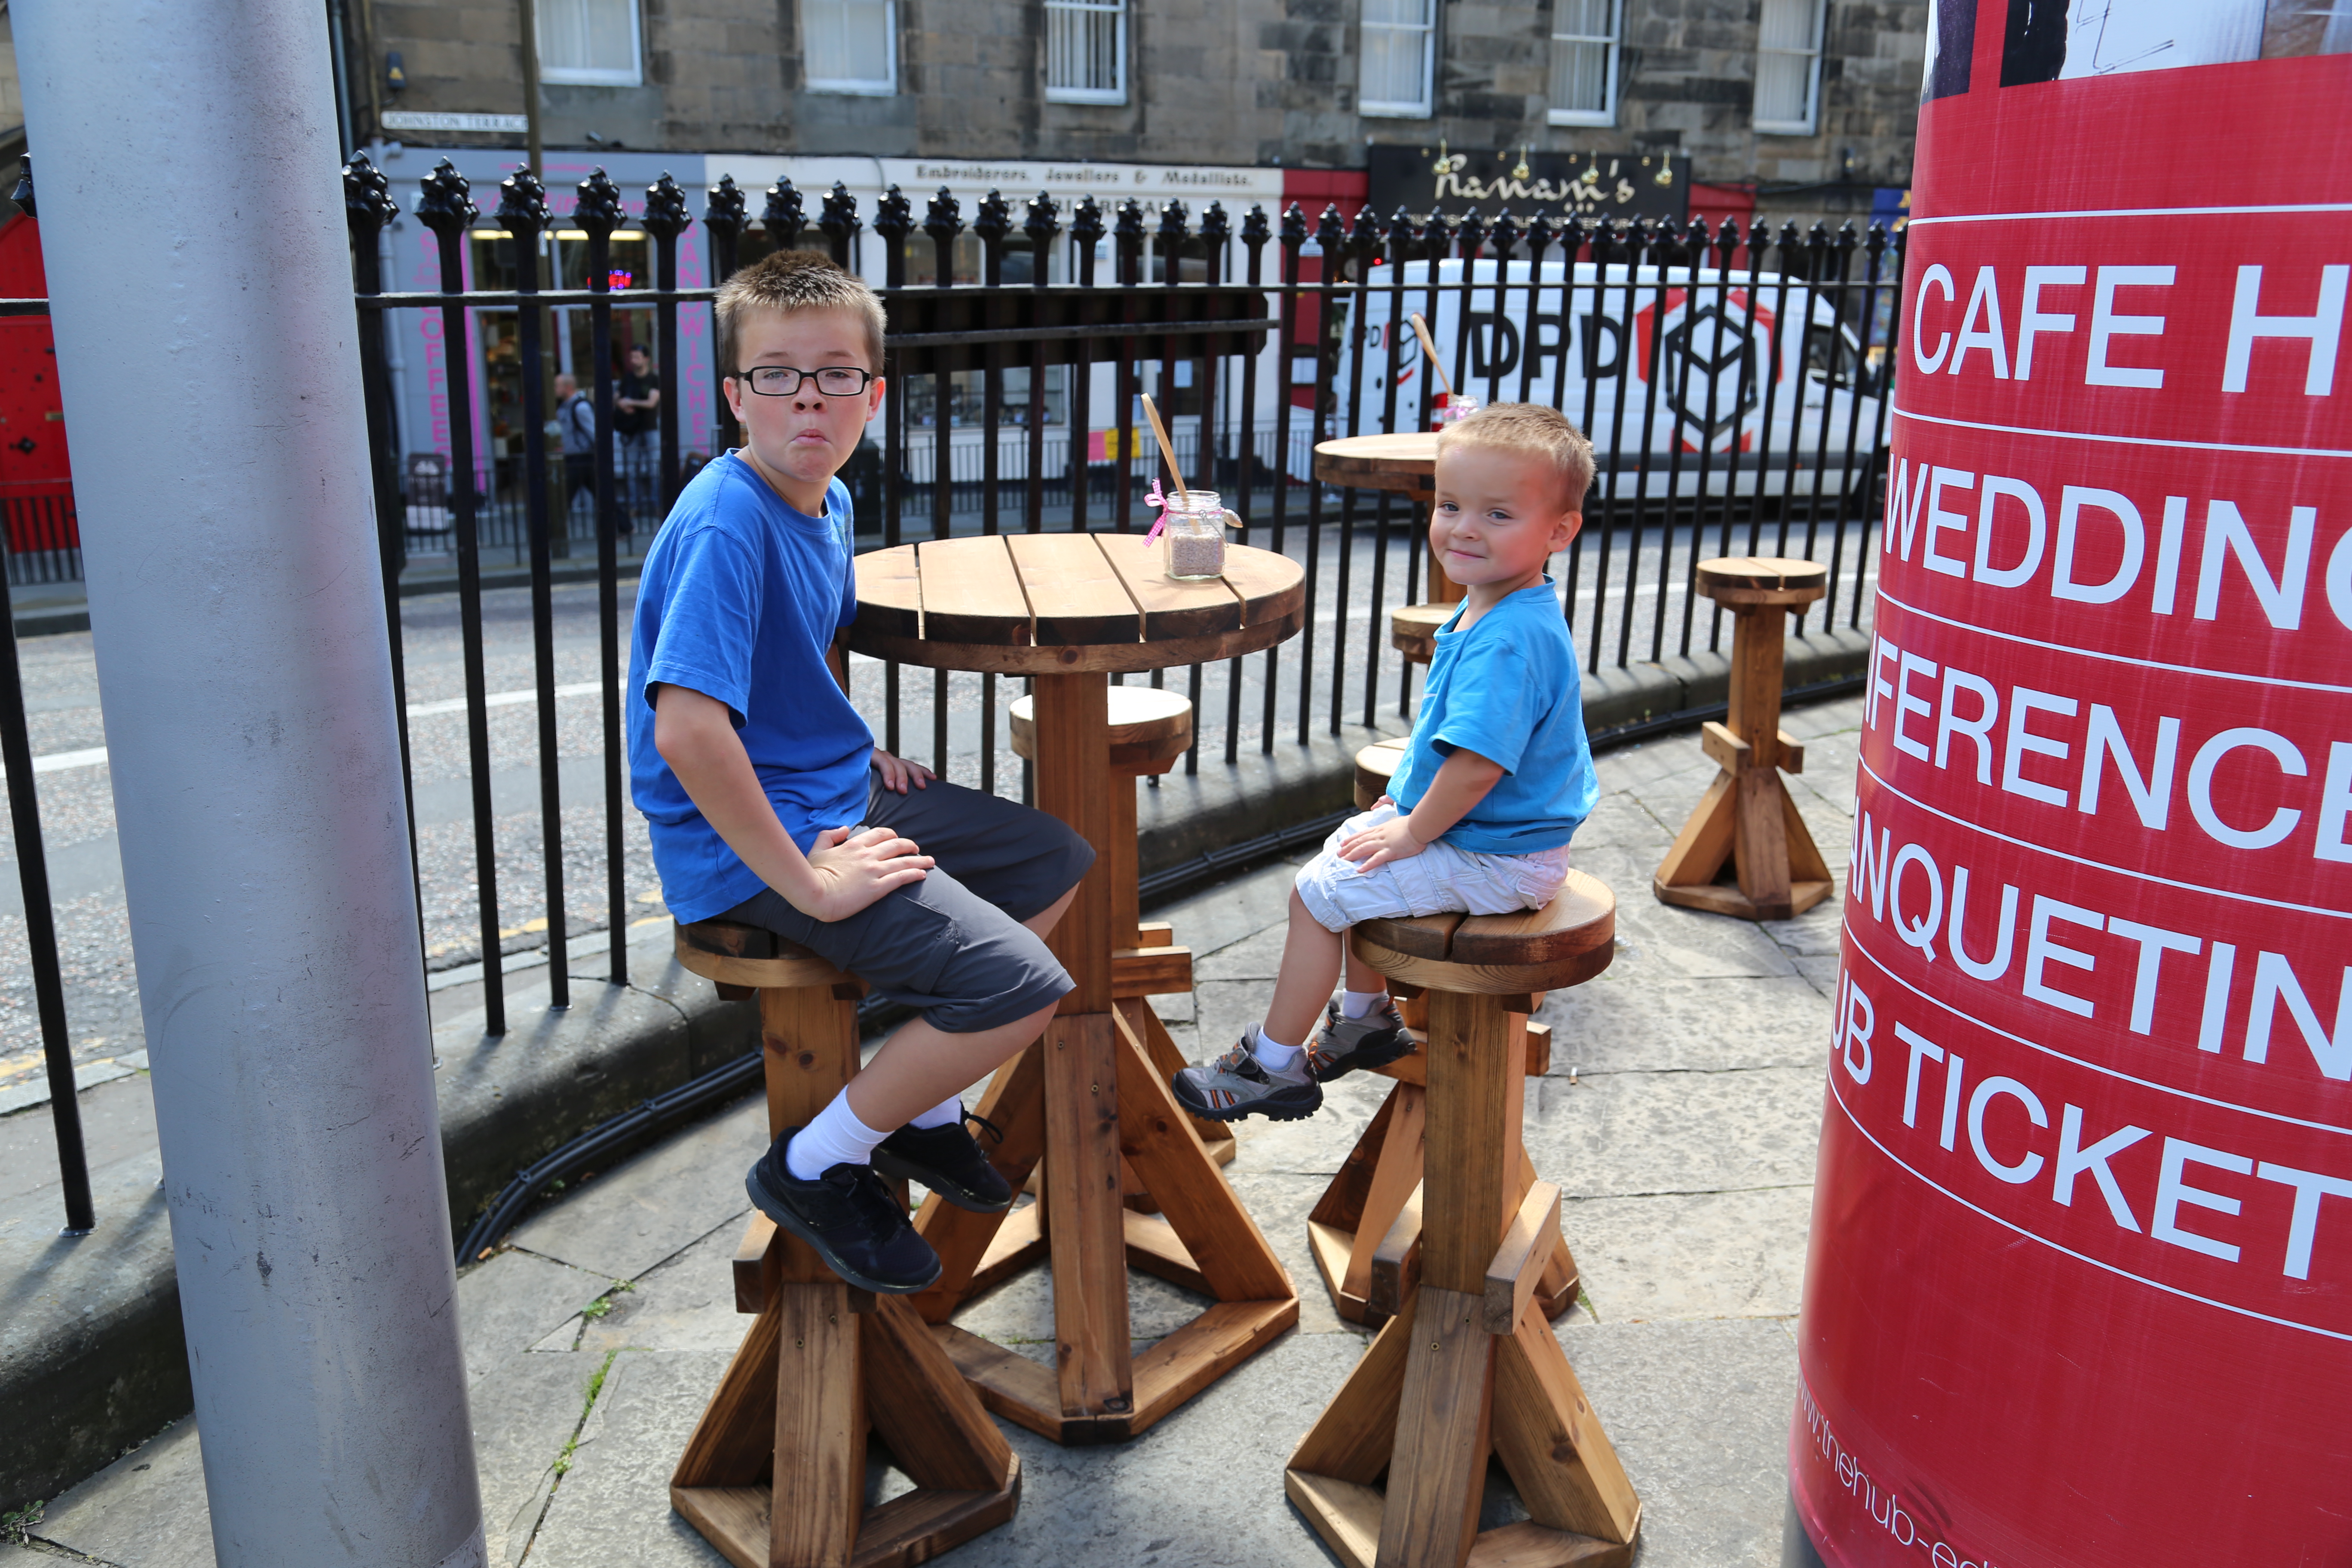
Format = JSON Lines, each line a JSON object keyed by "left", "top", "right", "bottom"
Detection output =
{"left": 721, "top": 373, "right": 744, "bottom": 424}
{"left": 1553, "top": 510, "right": 1584, "bottom": 550}
{"left": 866, "top": 375, "right": 888, "bottom": 421}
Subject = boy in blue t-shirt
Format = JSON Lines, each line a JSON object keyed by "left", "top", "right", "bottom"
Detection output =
{"left": 628, "top": 252, "right": 1092, "bottom": 1294}
{"left": 1174, "top": 404, "right": 1597, "bottom": 1121}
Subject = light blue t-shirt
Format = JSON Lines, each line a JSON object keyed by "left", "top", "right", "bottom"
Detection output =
{"left": 1386, "top": 579, "right": 1596, "bottom": 855}
{"left": 626, "top": 456, "right": 868, "bottom": 922}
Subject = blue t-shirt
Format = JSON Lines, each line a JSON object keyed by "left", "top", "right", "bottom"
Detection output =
{"left": 627, "top": 456, "right": 869, "bottom": 922}
{"left": 1386, "top": 579, "right": 1595, "bottom": 855}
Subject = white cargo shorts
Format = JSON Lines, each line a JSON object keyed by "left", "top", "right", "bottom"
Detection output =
{"left": 1293, "top": 800, "right": 1570, "bottom": 934}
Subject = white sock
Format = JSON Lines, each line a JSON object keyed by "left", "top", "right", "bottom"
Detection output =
{"left": 1341, "top": 989, "right": 1387, "bottom": 1020}
{"left": 1252, "top": 1026, "right": 1304, "bottom": 1075}
{"left": 785, "top": 1091, "right": 891, "bottom": 1181}
{"left": 910, "top": 1095, "right": 965, "bottom": 1130}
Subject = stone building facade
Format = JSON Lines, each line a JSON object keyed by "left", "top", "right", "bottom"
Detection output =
{"left": 345, "top": 1, "right": 1924, "bottom": 226}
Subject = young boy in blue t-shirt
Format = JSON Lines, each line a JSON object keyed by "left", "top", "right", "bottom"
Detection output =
{"left": 628, "top": 252, "right": 1092, "bottom": 1294}
{"left": 1174, "top": 403, "right": 1597, "bottom": 1121}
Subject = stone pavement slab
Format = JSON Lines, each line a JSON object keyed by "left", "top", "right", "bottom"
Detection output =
{"left": 29, "top": 695, "right": 1864, "bottom": 1568}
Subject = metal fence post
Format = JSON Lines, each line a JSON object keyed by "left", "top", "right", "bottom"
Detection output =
{"left": 13, "top": 0, "right": 485, "bottom": 1560}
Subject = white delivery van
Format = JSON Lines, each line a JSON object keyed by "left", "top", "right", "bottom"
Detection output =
{"left": 1335, "top": 258, "right": 1889, "bottom": 502}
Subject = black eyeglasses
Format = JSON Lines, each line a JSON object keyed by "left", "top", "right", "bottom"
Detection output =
{"left": 733, "top": 365, "right": 877, "bottom": 397}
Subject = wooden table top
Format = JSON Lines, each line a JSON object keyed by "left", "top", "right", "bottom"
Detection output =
{"left": 1313, "top": 432, "right": 1439, "bottom": 496}
{"left": 1693, "top": 555, "right": 1828, "bottom": 608}
{"left": 849, "top": 533, "right": 1305, "bottom": 675}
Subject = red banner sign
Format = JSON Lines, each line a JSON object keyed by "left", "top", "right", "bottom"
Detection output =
{"left": 1789, "top": 6, "right": 2352, "bottom": 1565}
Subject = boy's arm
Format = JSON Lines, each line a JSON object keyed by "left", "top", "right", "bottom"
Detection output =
{"left": 652, "top": 683, "right": 933, "bottom": 921}
{"left": 1338, "top": 746, "right": 1504, "bottom": 870}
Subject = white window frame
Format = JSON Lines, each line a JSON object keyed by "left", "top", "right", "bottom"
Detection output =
{"left": 1359, "top": 0, "right": 1436, "bottom": 119}
{"left": 536, "top": 0, "right": 643, "bottom": 88}
{"left": 1044, "top": 0, "right": 1128, "bottom": 106}
{"left": 804, "top": 0, "right": 898, "bottom": 96}
{"left": 1753, "top": 0, "right": 1826, "bottom": 135}
{"left": 1547, "top": 0, "right": 1620, "bottom": 127}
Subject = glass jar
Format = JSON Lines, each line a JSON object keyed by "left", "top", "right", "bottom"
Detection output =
{"left": 1161, "top": 489, "right": 1235, "bottom": 581}
{"left": 1431, "top": 394, "right": 1482, "bottom": 430}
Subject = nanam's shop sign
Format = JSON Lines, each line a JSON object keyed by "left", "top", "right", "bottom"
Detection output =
{"left": 1789, "top": 3, "right": 2352, "bottom": 1566}
{"left": 1364, "top": 143, "right": 1689, "bottom": 226}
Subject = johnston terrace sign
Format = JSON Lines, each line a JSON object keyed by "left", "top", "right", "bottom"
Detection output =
{"left": 1366, "top": 144, "right": 1690, "bottom": 227}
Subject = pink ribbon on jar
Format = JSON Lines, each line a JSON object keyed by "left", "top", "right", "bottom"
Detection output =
{"left": 1142, "top": 477, "right": 1173, "bottom": 543}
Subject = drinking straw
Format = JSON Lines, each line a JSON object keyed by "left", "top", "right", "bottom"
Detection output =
{"left": 1408, "top": 311, "right": 1457, "bottom": 401}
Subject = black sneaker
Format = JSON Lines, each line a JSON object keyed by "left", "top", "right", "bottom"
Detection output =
{"left": 1305, "top": 996, "right": 1417, "bottom": 1083}
{"left": 746, "top": 1129, "right": 942, "bottom": 1294}
{"left": 872, "top": 1113, "right": 1016, "bottom": 1214}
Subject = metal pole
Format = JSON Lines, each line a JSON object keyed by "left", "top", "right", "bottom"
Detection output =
{"left": 520, "top": 0, "right": 543, "bottom": 178}
{"left": 13, "top": 3, "right": 486, "bottom": 1565}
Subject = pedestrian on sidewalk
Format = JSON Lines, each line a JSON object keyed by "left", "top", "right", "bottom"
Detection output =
{"left": 554, "top": 372, "right": 600, "bottom": 524}
{"left": 628, "top": 251, "right": 1091, "bottom": 1296}
{"left": 614, "top": 342, "right": 661, "bottom": 535}
{"left": 1172, "top": 404, "right": 1598, "bottom": 1122}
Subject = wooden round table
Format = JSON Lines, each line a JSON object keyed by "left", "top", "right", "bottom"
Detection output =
{"left": 848, "top": 531, "right": 1305, "bottom": 1445}
{"left": 1313, "top": 430, "right": 1438, "bottom": 501}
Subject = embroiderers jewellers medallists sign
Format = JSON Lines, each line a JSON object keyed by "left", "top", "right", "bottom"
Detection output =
{"left": 1364, "top": 144, "right": 1689, "bottom": 227}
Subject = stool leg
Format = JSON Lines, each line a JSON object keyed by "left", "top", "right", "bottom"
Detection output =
{"left": 771, "top": 1282, "right": 863, "bottom": 1568}
{"left": 762, "top": 984, "right": 864, "bottom": 1284}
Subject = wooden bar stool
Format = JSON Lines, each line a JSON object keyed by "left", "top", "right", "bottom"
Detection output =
{"left": 1287, "top": 876, "right": 1640, "bottom": 1568}
{"left": 1653, "top": 557, "right": 1834, "bottom": 922}
{"left": 1320, "top": 738, "right": 1569, "bottom": 1330}
{"left": 668, "top": 919, "right": 1021, "bottom": 1568}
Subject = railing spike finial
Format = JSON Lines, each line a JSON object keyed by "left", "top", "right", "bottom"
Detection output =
{"left": 495, "top": 166, "right": 553, "bottom": 247}
{"left": 1348, "top": 203, "right": 1381, "bottom": 251}
{"left": 1070, "top": 193, "right": 1106, "bottom": 247}
{"left": 641, "top": 172, "right": 690, "bottom": 241}
{"left": 342, "top": 150, "right": 398, "bottom": 239}
{"left": 762, "top": 178, "right": 805, "bottom": 250}
{"left": 1241, "top": 202, "right": 1271, "bottom": 248}
{"left": 415, "top": 158, "right": 478, "bottom": 238}
{"left": 572, "top": 166, "right": 624, "bottom": 240}
{"left": 1158, "top": 198, "right": 1190, "bottom": 243}
{"left": 704, "top": 173, "right": 748, "bottom": 241}
{"left": 10, "top": 154, "right": 32, "bottom": 221}
{"left": 974, "top": 188, "right": 1011, "bottom": 243}
{"left": 1314, "top": 202, "right": 1347, "bottom": 251}
{"left": 1198, "top": 199, "right": 1230, "bottom": 246}
{"left": 1024, "top": 191, "right": 1062, "bottom": 244}
{"left": 925, "top": 185, "right": 964, "bottom": 238}
{"left": 820, "top": 181, "right": 862, "bottom": 236}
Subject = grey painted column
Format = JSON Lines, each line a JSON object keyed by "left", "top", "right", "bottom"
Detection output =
{"left": 14, "top": 4, "right": 485, "bottom": 1565}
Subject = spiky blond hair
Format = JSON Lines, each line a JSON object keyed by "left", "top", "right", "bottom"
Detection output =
{"left": 713, "top": 250, "right": 887, "bottom": 377}
{"left": 1435, "top": 402, "right": 1595, "bottom": 513}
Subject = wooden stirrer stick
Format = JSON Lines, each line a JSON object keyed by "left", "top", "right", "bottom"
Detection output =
{"left": 1408, "top": 312, "right": 1457, "bottom": 402}
{"left": 1139, "top": 393, "right": 1188, "bottom": 507}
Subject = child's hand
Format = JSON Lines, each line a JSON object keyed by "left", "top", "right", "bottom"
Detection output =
{"left": 1337, "top": 815, "right": 1427, "bottom": 872}
{"left": 873, "top": 750, "right": 934, "bottom": 794}
{"left": 799, "top": 825, "right": 934, "bottom": 921}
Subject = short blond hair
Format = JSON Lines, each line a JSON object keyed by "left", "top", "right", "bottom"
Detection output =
{"left": 713, "top": 250, "right": 887, "bottom": 377}
{"left": 1435, "top": 403, "right": 1595, "bottom": 513}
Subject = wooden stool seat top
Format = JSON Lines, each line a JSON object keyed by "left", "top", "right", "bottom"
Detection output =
{"left": 1010, "top": 685, "right": 1193, "bottom": 773}
{"left": 1389, "top": 601, "right": 1453, "bottom": 663}
{"left": 1351, "top": 871, "right": 1616, "bottom": 996}
{"left": 1313, "top": 432, "right": 1439, "bottom": 498}
{"left": 674, "top": 919, "right": 850, "bottom": 990}
{"left": 1354, "top": 736, "right": 1408, "bottom": 809}
{"left": 1694, "top": 555, "right": 1828, "bottom": 608}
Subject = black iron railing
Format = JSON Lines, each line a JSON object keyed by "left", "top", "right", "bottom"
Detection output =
{"left": 0, "top": 149, "right": 1903, "bottom": 1232}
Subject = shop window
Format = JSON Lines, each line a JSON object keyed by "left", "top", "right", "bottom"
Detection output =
{"left": 1360, "top": 0, "right": 1435, "bottom": 119}
{"left": 1548, "top": 0, "right": 1619, "bottom": 126}
{"left": 805, "top": 0, "right": 897, "bottom": 95}
{"left": 1045, "top": 0, "right": 1126, "bottom": 104}
{"left": 538, "top": 0, "right": 642, "bottom": 87}
{"left": 1755, "top": 0, "right": 1825, "bottom": 134}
